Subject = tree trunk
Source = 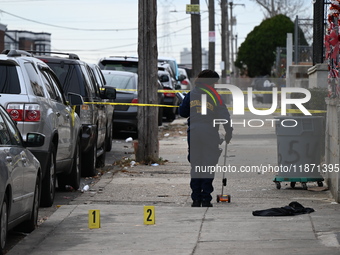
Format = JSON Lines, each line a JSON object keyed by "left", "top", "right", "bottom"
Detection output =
{"left": 208, "top": 0, "right": 215, "bottom": 71}
{"left": 191, "top": 0, "right": 202, "bottom": 78}
{"left": 137, "top": 0, "right": 159, "bottom": 163}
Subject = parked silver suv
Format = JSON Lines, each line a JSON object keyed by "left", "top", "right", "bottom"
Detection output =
{"left": 36, "top": 52, "right": 116, "bottom": 177}
{"left": 0, "top": 50, "right": 84, "bottom": 207}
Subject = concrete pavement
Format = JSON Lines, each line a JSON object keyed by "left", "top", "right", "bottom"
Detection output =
{"left": 7, "top": 113, "right": 340, "bottom": 255}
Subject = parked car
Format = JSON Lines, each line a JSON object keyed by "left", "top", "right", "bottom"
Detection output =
{"left": 0, "top": 104, "right": 45, "bottom": 254}
{"left": 88, "top": 63, "right": 115, "bottom": 152}
{"left": 36, "top": 52, "right": 116, "bottom": 177}
{"left": 158, "top": 56, "right": 180, "bottom": 81}
{"left": 99, "top": 55, "right": 183, "bottom": 87}
{"left": 158, "top": 69, "right": 180, "bottom": 121}
{"left": 98, "top": 55, "right": 179, "bottom": 121}
{"left": 102, "top": 70, "right": 164, "bottom": 133}
{"left": 98, "top": 56, "right": 138, "bottom": 73}
{"left": 178, "top": 67, "right": 192, "bottom": 90}
{"left": 0, "top": 49, "right": 84, "bottom": 207}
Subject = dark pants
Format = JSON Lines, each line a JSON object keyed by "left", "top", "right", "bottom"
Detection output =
{"left": 190, "top": 178, "right": 214, "bottom": 201}
{"left": 188, "top": 126, "right": 221, "bottom": 202}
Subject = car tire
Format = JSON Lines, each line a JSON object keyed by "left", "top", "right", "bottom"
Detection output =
{"left": 69, "top": 137, "right": 81, "bottom": 189}
{"left": 19, "top": 175, "right": 40, "bottom": 233}
{"left": 40, "top": 144, "right": 56, "bottom": 207}
{"left": 0, "top": 195, "right": 8, "bottom": 255}
{"left": 166, "top": 110, "right": 176, "bottom": 122}
{"left": 105, "top": 123, "right": 112, "bottom": 152}
{"left": 58, "top": 137, "right": 81, "bottom": 190}
{"left": 97, "top": 144, "right": 106, "bottom": 168}
{"left": 82, "top": 134, "right": 97, "bottom": 177}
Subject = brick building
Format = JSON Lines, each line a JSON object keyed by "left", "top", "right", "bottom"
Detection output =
{"left": 0, "top": 23, "right": 51, "bottom": 53}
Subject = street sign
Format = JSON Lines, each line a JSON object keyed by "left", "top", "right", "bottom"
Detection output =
{"left": 209, "top": 31, "right": 216, "bottom": 42}
{"left": 186, "top": 4, "right": 200, "bottom": 14}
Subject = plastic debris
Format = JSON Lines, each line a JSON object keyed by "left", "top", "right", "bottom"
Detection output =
{"left": 65, "top": 185, "right": 74, "bottom": 191}
{"left": 151, "top": 163, "right": 159, "bottom": 166}
{"left": 164, "top": 133, "right": 170, "bottom": 137}
{"left": 82, "top": 185, "right": 90, "bottom": 192}
{"left": 125, "top": 137, "right": 133, "bottom": 142}
{"left": 130, "top": 161, "right": 136, "bottom": 167}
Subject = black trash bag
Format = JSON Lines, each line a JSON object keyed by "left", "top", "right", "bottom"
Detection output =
{"left": 252, "top": 201, "right": 315, "bottom": 216}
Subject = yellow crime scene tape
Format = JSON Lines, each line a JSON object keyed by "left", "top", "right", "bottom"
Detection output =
{"left": 90, "top": 89, "right": 326, "bottom": 113}
{"left": 227, "top": 107, "right": 326, "bottom": 114}
{"left": 115, "top": 88, "right": 290, "bottom": 94}
{"left": 84, "top": 101, "right": 177, "bottom": 108}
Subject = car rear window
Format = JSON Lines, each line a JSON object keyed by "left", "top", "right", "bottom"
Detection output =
{"left": 47, "top": 62, "right": 88, "bottom": 97}
{"left": 104, "top": 74, "right": 136, "bottom": 90}
{"left": 100, "top": 60, "right": 138, "bottom": 73}
{"left": 0, "top": 64, "right": 21, "bottom": 94}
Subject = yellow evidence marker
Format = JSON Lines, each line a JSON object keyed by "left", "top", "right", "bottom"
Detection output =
{"left": 144, "top": 206, "right": 155, "bottom": 225}
{"left": 88, "top": 209, "right": 101, "bottom": 229}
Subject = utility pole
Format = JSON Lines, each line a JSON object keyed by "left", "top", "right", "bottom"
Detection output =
{"left": 191, "top": 0, "right": 202, "bottom": 78}
{"left": 229, "top": 2, "right": 244, "bottom": 78}
{"left": 221, "top": 0, "right": 227, "bottom": 78}
{"left": 235, "top": 33, "right": 239, "bottom": 77}
{"left": 208, "top": 0, "right": 215, "bottom": 70}
{"left": 225, "top": 0, "right": 230, "bottom": 80}
{"left": 221, "top": 0, "right": 229, "bottom": 79}
{"left": 294, "top": 15, "right": 299, "bottom": 64}
{"left": 137, "top": 0, "right": 159, "bottom": 163}
{"left": 229, "top": 1, "right": 234, "bottom": 77}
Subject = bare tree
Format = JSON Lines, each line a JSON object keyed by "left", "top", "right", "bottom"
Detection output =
{"left": 251, "top": 0, "right": 312, "bottom": 46}
{"left": 251, "top": 0, "right": 306, "bottom": 20}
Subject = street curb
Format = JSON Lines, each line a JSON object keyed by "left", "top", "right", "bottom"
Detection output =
{"left": 6, "top": 205, "right": 78, "bottom": 255}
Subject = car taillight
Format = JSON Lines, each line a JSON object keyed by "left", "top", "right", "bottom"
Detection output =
{"left": 163, "top": 88, "right": 175, "bottom": 97}
{"left": 7, "top": 104, "right": 41, "bottom": 122}
{"left": 25, "top": 105, "right": 41, "bottom": 121}
{"left": 7, "top": 104, "right": 24, "bottom": 121}
{"left": 181, "top": 80, "right": 189, "bottom": 85}
{"left": 131, "top": 98, "right": 138, "bottom": 104}
{"left": 38, "top": 58, "right": 48, "bottom": 63}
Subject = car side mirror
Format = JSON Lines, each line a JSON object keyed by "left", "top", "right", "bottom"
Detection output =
{"left": 103, "top": 86, "right": 117, "bottom": 100}
{"left": 178, "top": 74, "right": 186, "bottom": 82}
{"left": 67, "top": 93, "right": 84, "bottom": 106}
{"left": 159, "top": 74, "right": 169, "bottom": 82}
{"left": 25, "top": 133, "right": 45, "bottom": 147}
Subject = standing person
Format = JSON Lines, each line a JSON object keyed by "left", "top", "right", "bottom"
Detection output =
{"left": 179, "top": 69, "right": 233, "bottom": 207}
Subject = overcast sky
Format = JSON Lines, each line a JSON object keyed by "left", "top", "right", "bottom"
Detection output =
{"left": 0, "top": 0, "right": 313, "bottom": 69}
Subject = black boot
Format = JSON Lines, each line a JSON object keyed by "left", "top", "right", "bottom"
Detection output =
{"left": 191, "top": 200, "right": 202, "bottom": 207}
{"left": 202, "top": 200, "right": 213, "bottom": 207}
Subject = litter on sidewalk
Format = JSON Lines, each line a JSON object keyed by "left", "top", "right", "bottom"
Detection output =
{"left": 252, "top": 201, "right": 315, "bottom": 216}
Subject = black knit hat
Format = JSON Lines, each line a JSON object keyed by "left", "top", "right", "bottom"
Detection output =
{"left": 195, "top": 69, "right": 220, "bottom": 86}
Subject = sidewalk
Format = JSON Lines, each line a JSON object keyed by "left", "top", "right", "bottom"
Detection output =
{"left": 7, "top": 114, "right": 340, "bottom": 255}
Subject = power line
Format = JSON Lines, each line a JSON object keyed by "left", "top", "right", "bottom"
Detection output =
{"left": 0, "top": 9, "right": 137, "bottom": 31}
{"left": 0, "top": 9, "right": 191, "bottom": 32}
{"left": 51, "top": 15, "right": 209, "bottom": 52}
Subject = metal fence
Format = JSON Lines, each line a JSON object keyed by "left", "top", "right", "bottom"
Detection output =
{"left": 313, "top": 0, "right": 330, "bottom": 65}
{"left": 274, "top": 46, "right": 312, "bottom": 78}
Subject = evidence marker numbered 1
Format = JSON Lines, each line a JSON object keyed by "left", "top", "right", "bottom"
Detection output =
{"left": 88, "top": 209, "right": 101, "bottom": 229}
{"left": 144, "top": 206, "right": 155, "bottom": 225}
